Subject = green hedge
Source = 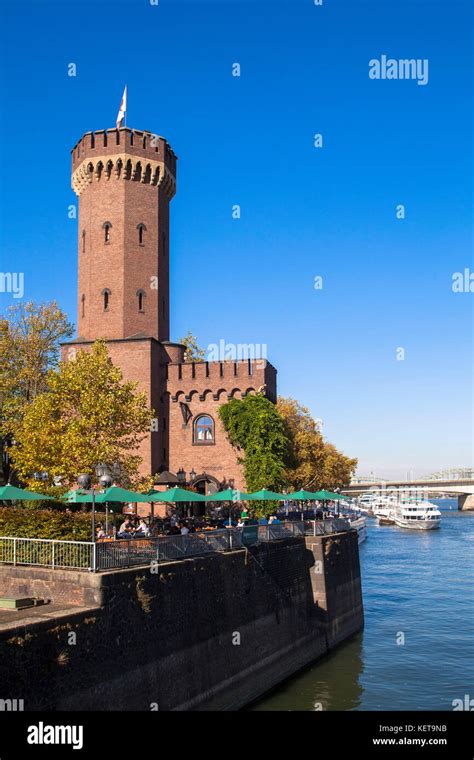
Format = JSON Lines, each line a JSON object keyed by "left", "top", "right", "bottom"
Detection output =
{"left": 0, "top": 506, "right": 93, "bottom": 541}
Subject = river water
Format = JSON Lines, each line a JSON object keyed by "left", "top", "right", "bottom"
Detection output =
{"left": 251, "top": 500, "right": 474, "bottom": 711}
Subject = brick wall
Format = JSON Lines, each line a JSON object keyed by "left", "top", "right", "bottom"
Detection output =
{"left": 0, "top": 566, "right": 102, "bottom": 608}
{"left": 166, "top": 359, "right": 278, "bottom": 491}
{"left": 61, "top": 338, "right": 278, "bottom": 488}
{"left": 72, "top": 128, "right": 175, "bottom": 343}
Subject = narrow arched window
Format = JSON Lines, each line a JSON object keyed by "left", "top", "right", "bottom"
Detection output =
{"left": 137, "top": 289, "right": 145, "bottom": 312}
{"left": 102, "top": 288, "right": 111, "bottom": 311}
{"left": 137, "top": 223, "right": 146, "bottom": 246}
{"left": 103, "top": 221, "right": 112, "bottom": 244}
{"left": 81, "top": 294, "right": 85, "bottom": 318}
{"left": 82, "top": 230, "right": 86, "bottom": 252}
{"left": 193, "top": 415, "right": 215, "bottom": 445}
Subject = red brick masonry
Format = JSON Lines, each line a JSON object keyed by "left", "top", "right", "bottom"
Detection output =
{"left": 63, "top": 126, "right": 279, "bottom": 486}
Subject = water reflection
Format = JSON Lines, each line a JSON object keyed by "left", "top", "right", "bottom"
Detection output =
{"left": 251, "top": 630, "right": 364, "bottom": 711}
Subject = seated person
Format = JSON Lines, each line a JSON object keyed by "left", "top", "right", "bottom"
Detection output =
{"left": 135, "top": 519, "right": 150, "bottom": 537}
{"left": 117, "top": 518, "right": 133, "bottom": 538}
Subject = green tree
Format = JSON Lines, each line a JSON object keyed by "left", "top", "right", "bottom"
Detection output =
{"left": 8, "top": 341, "right": 153, "bottom": 493}
{"left": 178, "top": 331, "right": 206, "bottom": 363}
{"left": 219, "top": 394, "right": 290, "bottom": 516}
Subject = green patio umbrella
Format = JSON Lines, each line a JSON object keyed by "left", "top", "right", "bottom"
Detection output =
{"left": 245, "top": 489, "right": 287, "bottom": 501}
{"left": 148, "top": 487, "right": 206, "bottom": 503}
{"left": 63, "top": 489, "right": 96, "bottom": 503}
{"left": 0, "top": 484, "right": 55, "bottom": 501}
{"left": 205, "top": 488, "right": 249, "bottom": 501}
{"left": 286, "top": 489, "right": 326, "bottom": 501}
{"left": 95, "top": 487, "right": 152, "bottom": 503}
{"left": 312, "top": 490, "right": 350, "bottom": 501}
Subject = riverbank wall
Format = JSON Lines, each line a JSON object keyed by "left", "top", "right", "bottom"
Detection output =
{"left": 0, "top": 531, "right": 363, "bottom": 711}
{"left": 458, "top": 494, "right": 474, "bottom": 511}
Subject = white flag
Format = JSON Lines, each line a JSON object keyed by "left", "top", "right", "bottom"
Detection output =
{"left": 116, "top": 85, "right": 127, "bottom": 129}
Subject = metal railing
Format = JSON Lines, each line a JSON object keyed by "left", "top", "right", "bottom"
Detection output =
{"left": 0, "top": 519, "right": 353, "bottom": 572}
{"left": 95, "top": 529, "right": 242, "bottom": 569}
{"left": 0, "top": 530, "right": 243, "bottom": 572}
{"left": 303, "top": 518, "right": 351, "bottom": 535}
{"left": 0, "top": 536, "right": 94, "bottom": 570}
{"left": 257, "top": 522, "right": 306, "bottom": 542}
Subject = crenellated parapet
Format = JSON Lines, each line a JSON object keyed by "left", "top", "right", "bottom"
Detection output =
{"left": 71, "top": 127, "right": 177, "bottom": 199}
{"left": 165, "top": 359, "right": 278, "bottom": 403}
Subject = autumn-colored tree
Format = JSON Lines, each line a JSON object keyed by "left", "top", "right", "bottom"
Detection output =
{"left": 277, "top": 396, "right": 357, "bottom": 490}
{"left": 0, "top": 301, "right": 74, "bottom": 483}
{"left": 0, "top": 301, "right": 74, "bottom": 409}
{"left": 276, "top": 397, "right": 326, "bottom": 489}
{"left": 9, "top": 341, "right": 154, "bottom": 493}
{"left": 319, "top": 441, "right": 358, "bottom": 491}
{"left": 178, "top": 331, "right": 206, "bottom": 363}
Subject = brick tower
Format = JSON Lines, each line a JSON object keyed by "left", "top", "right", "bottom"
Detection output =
{"left": 71, "top": 128, "right": 176, "bottom": 342}
{"left": 63, "top": 125, "right": 278, "bottom": 495}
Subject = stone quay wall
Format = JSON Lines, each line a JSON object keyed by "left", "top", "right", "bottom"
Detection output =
{"left": 0, "top": 531, "right": 363, "bottom": 711}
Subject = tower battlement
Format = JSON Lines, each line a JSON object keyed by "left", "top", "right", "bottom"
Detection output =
{"left": 71, "top": 128, "right": 176, "bottom": 198}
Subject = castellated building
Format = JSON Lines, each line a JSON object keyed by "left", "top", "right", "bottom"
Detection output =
{"left": 62, "top": 127, "right": 277, "bottom": 496}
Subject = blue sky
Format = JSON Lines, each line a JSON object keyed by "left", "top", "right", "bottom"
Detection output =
{"left": 0, "top": 0, "right": 472, "bottom": 478}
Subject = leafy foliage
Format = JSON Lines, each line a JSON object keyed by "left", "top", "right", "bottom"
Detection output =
{"left": 0, "top": 301, "right": 74, "bottom": 409}
{"left": 219, "top": 394, "right": 357, "bottom": 515}
{"left": 177, "top": 331, "right": 205, "bottom": 363}
{"left": 277, "top": 397, "right": 357, "bottom": 490}
{"left": 0, "top": 301, "right": 74, "bottom": 483}
{"left": 8, "top": 341, "right": 153, "bottom": 493}
{"left": 219, "top": 394, "right": 290, "bottom": 515}
{"left": 0, "top": 506, "right": 92, "bottom": 541}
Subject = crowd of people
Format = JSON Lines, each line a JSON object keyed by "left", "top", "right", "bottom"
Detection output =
{"left": 95, "top": 504, "right": 343, "bottom": 541}
{"left": 96, "top": 511, "right": 290, "bottom": 541}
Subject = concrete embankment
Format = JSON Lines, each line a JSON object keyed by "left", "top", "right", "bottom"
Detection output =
{"left": 0, "top": 531, "right": 363, "bottom": 711}
{"left": 458, "top": 494, "right": 474, "bottom": 511}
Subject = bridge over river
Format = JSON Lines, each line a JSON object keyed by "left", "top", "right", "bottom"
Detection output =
{"left": 341, "top": 479, "right": 474, "bottom": 511}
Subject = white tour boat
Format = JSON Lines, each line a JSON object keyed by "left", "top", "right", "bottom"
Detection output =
{"left": 358, "top": 492, "right": 397, "bottom": 518}
{"left": 371, "top": 496, "right": 399, "bottom": 519}
{"left": 389, "top": 500, "right": 441, "bottom": 530}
